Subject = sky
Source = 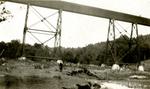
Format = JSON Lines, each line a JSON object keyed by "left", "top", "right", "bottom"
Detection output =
{"left": 0, "top": 0, "right": 150, "bottom": 48}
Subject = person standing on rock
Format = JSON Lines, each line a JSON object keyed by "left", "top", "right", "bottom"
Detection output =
{"left": 57, "top": 59, "right": 63, "bottom": 72}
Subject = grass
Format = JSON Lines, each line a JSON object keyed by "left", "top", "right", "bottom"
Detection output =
{"left": 0, "top": 59, "right": 150, "bottom": 89}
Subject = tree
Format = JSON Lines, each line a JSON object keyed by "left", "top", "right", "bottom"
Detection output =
{"left": 0, "top": 41, "right": 6, "bottom": 57}
{"left": 63, "top": 50, "right": 74, "bottom": 62}
{"left": 0, "top": 1, "right": 12, "bottom": 22}
{"left": 3, "top": 40, "right": 21, "bottom": 58}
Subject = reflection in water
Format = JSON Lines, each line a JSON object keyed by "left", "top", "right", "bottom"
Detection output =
{"left": 0, "top": 75, "right": 150, "bottom": 89}
{"left": 0, "top": 75, "right": 63, "bottom": 89}
{"left": 4, "top": 75, "right": 21, "bottom": 89}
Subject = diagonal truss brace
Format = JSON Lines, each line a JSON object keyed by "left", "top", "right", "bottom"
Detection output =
{"left": 105, "top": 19, "right": 140, "bottom": 64}
{"left": 21, "top": 4, "right": 62, "bottom": 57}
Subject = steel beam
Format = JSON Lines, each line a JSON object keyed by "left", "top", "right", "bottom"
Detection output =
{"left": 21, "top": 3, "right": 29, "bottom": 56}
{"left": 6, "top": 0, "right": 150, "bottom": 26}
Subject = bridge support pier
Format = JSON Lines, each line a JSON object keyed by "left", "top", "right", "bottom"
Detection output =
{"left": 21, "top": 3, "right": 29, "bottom": 56}
{"left": 21, "top": 4, "right": 62, "bottom": 59}
{"left": 54, "top": 9, "right": 62, "bottom": 58}
{"left": 130, "top": 23, "right": 140, "bottom": 63}
{"left": 105, "top": 19, "right": 117, "bottom": 64}
{"left": 105, "top": 19, "right": 140, "bottom": 64}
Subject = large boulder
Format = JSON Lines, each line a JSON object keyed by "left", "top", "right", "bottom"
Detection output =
{"left": 138, "top": 65, "right": 144, "bottom": 71}
{"left": 112, "top": 64, "right": 120, "bottom": 70}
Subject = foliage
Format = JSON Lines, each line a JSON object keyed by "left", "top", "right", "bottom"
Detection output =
{"left": 1, "top": 34, "right": 150, "bottom": 64}
{"left": 0, "top": 1, "right": 12, "bottom": 22}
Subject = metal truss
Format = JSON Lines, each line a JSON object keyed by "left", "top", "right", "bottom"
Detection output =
{"left": 6, "top": 0, "right": 146, "bottom": 63}
{"left": 21, "top": 4, "right": 62, "bottom": 58}
{"left": 105, "top": 19, "right": 117, "bottom": 63}
{"left": 130, "top": 23, "right": 140, "bottom": 62}
{"left": 105, "top": 19, "right": 139, "bottom": 64}
{"left": 54, "top": 9, "right": 62, "bottom": 57}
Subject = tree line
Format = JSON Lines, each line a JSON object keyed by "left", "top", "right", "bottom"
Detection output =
{"left": 0, "top": 34, "right": 150, "bottom": 65}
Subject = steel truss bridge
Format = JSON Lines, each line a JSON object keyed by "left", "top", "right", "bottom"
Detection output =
{"left": 5, "top": 0, "right": 150, "bottom": 63}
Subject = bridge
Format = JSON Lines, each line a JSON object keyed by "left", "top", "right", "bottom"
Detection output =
{"left": 6, "top": 0, "right": 150, "bottom": 26}
{"left": 5, "top": 0, "right": 150, "bottom": 63}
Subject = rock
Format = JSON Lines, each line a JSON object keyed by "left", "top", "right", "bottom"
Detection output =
{"left": 138, "top": 65, "right": 144, "bottom": 71}
{"left": 0, "top": 58, "right": 6, "bottom": 65}
{"left": 76, "top": 82, "right": 91, "bottom": 89}
{"left": 112, "top": 64, "right": 120, "bottom": 70}
{"left": 18, "top": 57, "right": 26, "bottom": 61}
{"left": 53, "top": 75, "right": 61, "bottom": 79}
{"left": 129, "top": 75, "right": 146, "bottom": 79}
{"left": 34, "top": 64, "right": 43, "bottom": 69}
{"left": 1, "top": 58, "right": 5, "bottom": 61}
{"left": 101, "top": 64, "right": 106, "bottom": 68}
{"left": 92, "top": 83, "right": 101, "bottom": 89}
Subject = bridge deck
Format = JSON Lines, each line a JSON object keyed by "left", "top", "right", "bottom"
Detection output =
{"left": 6, "top": 0, "right": 150, "bottom": 26}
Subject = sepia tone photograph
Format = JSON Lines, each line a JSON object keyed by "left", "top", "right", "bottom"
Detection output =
{"left": 0, "top": 0, "right": 150, "bottom": 89}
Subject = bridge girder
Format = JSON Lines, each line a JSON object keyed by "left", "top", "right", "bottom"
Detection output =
{"left": 6, "top": 0, "right": 150, "bottom": 26}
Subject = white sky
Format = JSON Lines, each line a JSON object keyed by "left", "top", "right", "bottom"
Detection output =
{"left": 0, "top": 0, "right": 150, "bottom": 48}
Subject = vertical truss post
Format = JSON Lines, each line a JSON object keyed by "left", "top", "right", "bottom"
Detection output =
{"left": 21, "top": 3, "right": 29, "bottom": 56}
{"left": 54, "top": 9, "right": 62, "bottom": 57}
{"left": 105, "top": 19, "right": 117, "bottom": 64}
{"left": 129, "top": 23, "right": 140, "bottom": 63}
{"left": 113, "top": 19, "right": 117, "bottom": 63}
{"left": 136, "top": 24, "right": 140, "bottom": 64}
{"left": 105, "top": 19, "right": 111, "bottom": 64}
